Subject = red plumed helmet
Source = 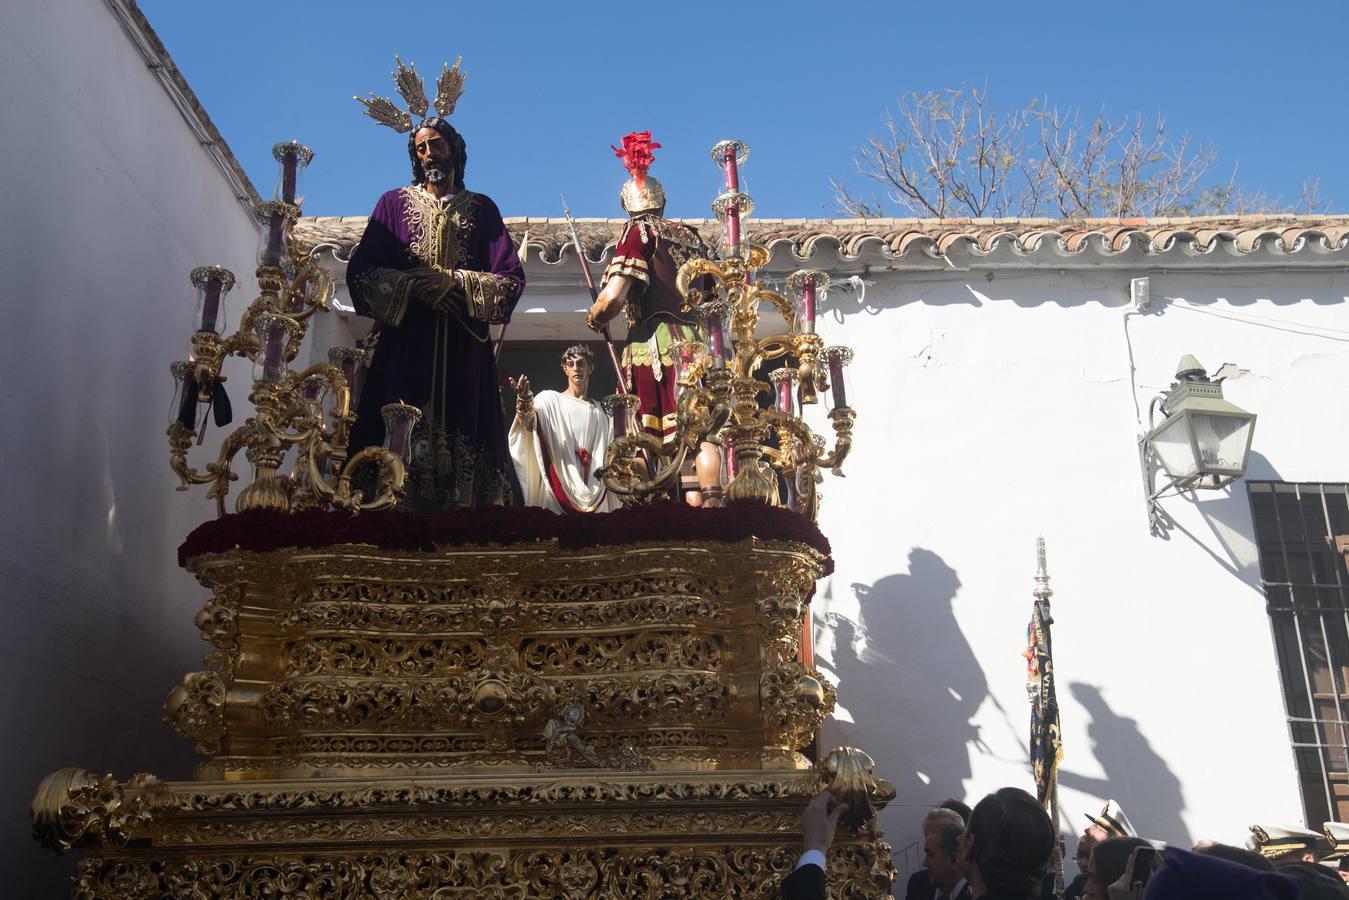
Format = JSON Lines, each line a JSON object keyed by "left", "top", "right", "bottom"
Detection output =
{"left": 612, "top": 131, "right": 661, "bottom": 187}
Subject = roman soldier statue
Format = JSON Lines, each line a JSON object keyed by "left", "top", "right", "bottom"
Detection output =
{"left": 586, "top": 132, "right": 723, "bottom": 505}
{"left": 348, "top": 57, "right": 524, "bottom": 510}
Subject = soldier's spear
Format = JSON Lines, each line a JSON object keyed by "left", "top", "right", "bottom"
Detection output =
{"left": 561, "top": 195, "right": 628, "bottom": 394}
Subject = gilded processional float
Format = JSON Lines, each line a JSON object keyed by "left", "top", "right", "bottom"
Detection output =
{"left": 31, "top": 59, "right": 894, "bottom": 898}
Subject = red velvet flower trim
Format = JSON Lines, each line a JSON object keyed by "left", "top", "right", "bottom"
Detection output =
{"left": 611, "top": 131, "right": 660, "bottom": 187}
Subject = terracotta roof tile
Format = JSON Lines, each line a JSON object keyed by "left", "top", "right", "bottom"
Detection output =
{"left": 293, "top": 214, "right": 1349, "bottom": 267}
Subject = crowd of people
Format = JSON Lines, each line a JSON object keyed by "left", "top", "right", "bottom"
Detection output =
{"left": 781, "top": 790, "right": 1349, "bottom": 899}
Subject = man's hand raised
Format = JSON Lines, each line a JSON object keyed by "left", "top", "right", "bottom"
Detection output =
{"left": 508, "top": 374, "right": 534, "bottom": 422}
{"left": 802, "top": 790, "right": 849, "bottom": 855}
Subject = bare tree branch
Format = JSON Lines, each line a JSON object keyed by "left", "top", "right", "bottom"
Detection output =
{"left": 836, "top": 88, "right": 1313, "bottom": 219}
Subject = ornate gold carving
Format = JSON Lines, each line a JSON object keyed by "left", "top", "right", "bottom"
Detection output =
{"left": 820, "top": 745, "right": 896, "bottom": 834}
{"left": 193, "top": 586, "right": 240, "bottom": 650}
{"left": 40, "top": 765, "right": 896, "bottom": 896}
{"left": 168, "top": 538, "right": 827, "bottom": 777}
{"left": 520, "top": 631, "right": 725, "bottom": 674}
{"left": 36, "top": 533, "right": 901, "bottom": 896}
{"left": 164, "top": 668, "right": 226, "bottom": 755}
{"left": 543, "top": 690, "right": 647, "bottom": 770}
{"left": 71, "top": 843, "right": 894, "bottom": 900}
{"left": 284, "top": 636, "right": 489, "bottom": 677}
{"left": 760, "top": 661, "right": 835, "bottom": 748}
{"left": 31, "top": 769, "right": 163, "bottom": 854}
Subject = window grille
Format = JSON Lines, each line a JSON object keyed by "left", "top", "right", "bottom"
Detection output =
{"left": 1249, "top": 481, "right": 1349, "bottom": 825}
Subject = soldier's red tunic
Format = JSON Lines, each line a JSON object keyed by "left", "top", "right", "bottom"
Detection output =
{"left": 603, "top": 216, "right": 712, "bottom": 443}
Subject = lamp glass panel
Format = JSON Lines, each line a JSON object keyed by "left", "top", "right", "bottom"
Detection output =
{"left": 1191, "top": 413, "right": 1253, "bottom": 474}
{"left": 1150, "top": 413, "right": 1198, "bottom": 478}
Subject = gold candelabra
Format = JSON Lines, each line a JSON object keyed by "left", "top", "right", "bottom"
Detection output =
{"left": 167, "top": 141, "right": 418, "bottom": 517}
{"left": 599, "top": 139, "right": 855, "bottom": 520}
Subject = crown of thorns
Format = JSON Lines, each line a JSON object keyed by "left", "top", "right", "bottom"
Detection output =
{"left": 355, "top": 56, "right": 467, "bottom": 133}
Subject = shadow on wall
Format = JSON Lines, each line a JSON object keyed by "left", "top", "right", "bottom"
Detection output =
{"left": 1152, "top": 450, "right": 1277, "bottom": 596}
{"left": 819, "top": 548, "right": 988, "bottom": 812}
{"left": 1058, "top": 682, "right": 1193, "bottom": 848}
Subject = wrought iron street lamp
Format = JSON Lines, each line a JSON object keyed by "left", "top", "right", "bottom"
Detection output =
{"left": 1140, "top": 355, "right": 1257, "bottom": 535}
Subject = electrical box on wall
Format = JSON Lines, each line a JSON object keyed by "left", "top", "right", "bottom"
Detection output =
{"left": 1130, "top": 276, "right": 1151, "bottom": 310}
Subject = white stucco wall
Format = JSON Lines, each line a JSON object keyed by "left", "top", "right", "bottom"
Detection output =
{"left": 807, "top": 265, "right": 1346, "bottom": 872}
{"left": 0, "top": 1, "right": 260, "bottom": 894}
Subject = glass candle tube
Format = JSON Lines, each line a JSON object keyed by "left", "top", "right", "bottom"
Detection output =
{"left": 788, "top": 270, "right": 829, "bottom": 336}
{"left": 351, "top": 358, "right": 369, "bottom": 409}
{"left": 168, "top": 360, "right": 193, "bottom": 425}
{"left": 302, "top": 265, "right": 333, "bottom": 310}
{"left": 705, "top": 309, "right": 727, "bottom": 369}
{"left": 802, "top": 276, "right": 816, "bottom": 333}
{"left": 300, "top": 374, "right": 326, "bottom": 403}
{"left": 722, "top": 144, "right": 740, "bottom": 191}
{"left": 711, "top": 139, "right": 749, "bottom": 191}
{"left": 272, "top": 141, "right": 312, "bottom": 205}
{"left": 670, "top": 340, "right": 707, "bottom": 393}
{"left": 724, "top": 204, "right": 741, "bottom": 259}
{"left": 190, "top": 266, "right": 235, "bottom": 333}
{"left": 822, "top": 346, "right": 854, "bottom": 410}
{"left": 254, "top": 202, "right": 291, "bottom": 269}
{"left": 381, "top": 402, "right": 422, "bottom": 461}
{"left": 770, "top": 368, "right": 796, "bottom": 415}
{"left": 328, "top": 347, "right": 363, "bottom": 387}
{"left": 724, "top": 437, "right": 739, "bottom": 480}
{"left": 604, "top": 393, "right": 639, "bottom": 438}
{"left": 252, "top": 313, "right": 295, "bottom": 383}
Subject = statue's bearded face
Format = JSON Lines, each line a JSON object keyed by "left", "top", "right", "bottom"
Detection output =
{"left": 414, "top": 127, "right": 453, "bottom": 185}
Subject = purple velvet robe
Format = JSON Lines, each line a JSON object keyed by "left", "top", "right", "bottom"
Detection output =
{"left": 346, "top": 186, "right": 524, "bottom": 510}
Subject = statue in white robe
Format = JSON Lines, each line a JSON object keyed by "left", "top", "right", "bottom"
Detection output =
{"left": 508, "top": 345, "right": 621, "bottom": 514}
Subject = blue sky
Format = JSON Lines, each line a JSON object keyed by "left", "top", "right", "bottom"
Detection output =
{"left": 139, "top": 0, "right": 1349, "bottom": 220}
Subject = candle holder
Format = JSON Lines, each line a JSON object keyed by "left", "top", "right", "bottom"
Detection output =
{"left": 168, "top": 360, "right": 200, "bottom": 429}
{"left": 169, "top": 140, "right": 409, "bottom": 518}
{"left": 711, "top": 192, "right": 754, "bottom": 260}
{"left": 597, "top": 139, "right": 857, "bottom": 521}
{"left": 189, "top": 266, "right": 235, "bottom": 334}
{"left": 272, "top": 141, "right": 313, "bottom": 205}
{"left": 670, "top": 339, "right": 709, "bottom": 393}
{"left": 380, "top": 402, "right": 421, "bottom": 462}
{"left": 253, "top": 201, "right": 298, "bottom": 270}
{"left": 603, "top": 393, "right": 641, "bottom": 439}
{"left": 699, "top": 301, "right": 733, "bottom": 370}
{"left": 821, "top": 346, "right": 853, "bottom": 410}
{"left": 787, "top": 270, "right": 829, "bottom": 336}
{"left": 328, "top": 346, "right": 370, "bottom": 409}
{"left": 252, "top": 313, "right": 301, "bottom": 383}
{"left": 770, "top": 367, "right": 796, "bottom": 415}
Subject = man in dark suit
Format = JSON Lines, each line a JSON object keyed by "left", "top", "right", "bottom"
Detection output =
{"left": 781, "top": 790, "right": 849, "bottom": 900}
{"left": 924, "top": 817, "right": 972, "bottom": 900}
{"left": 906, "top": 802, "right": 971, "bottom": 900}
